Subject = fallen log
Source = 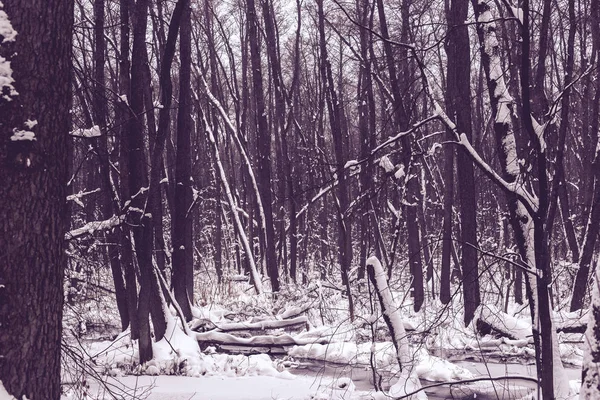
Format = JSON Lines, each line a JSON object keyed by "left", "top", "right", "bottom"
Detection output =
{"left": 477, "top": 305, "right": 587, "bottom": 338}
{"left": 213, "top": 316, "right": 308, "bottom": 333}
{"left": 556, "top": 323, "right": 586, "bottom": 334}
{"left": 476, "top": 305, "right": 531, "bottom": 341}
{"left": 193, "top": 330, "right": 329, "bottom": 347}
{"left": 190, "top": 316, "right": 308, "bottom": 333}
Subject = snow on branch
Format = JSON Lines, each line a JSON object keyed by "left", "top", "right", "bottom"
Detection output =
{"left": 292, "top": 168, "right": 360, "bottom": 225}
{"left": 66, "top": 188, "right": 102, "bottom": 207}
{"left": 371, "top": 114, "right": 439, "bottom": 154}
{"left": 455, "top": 131, "right": 539, "bottom": 212}
{"left": 65, "top": 215, "right": 124, "bottom": 240}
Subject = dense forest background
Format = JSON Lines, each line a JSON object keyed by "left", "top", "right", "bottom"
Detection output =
{"left": 2, "top": 0, "right": 600, "bottom": 398}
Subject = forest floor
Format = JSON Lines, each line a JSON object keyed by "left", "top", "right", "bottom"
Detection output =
{"left": 60, "top": 281, "right": 586, "bottom": 399}
{"left": 73, "top": 357, "right": 582, "bottom": 399}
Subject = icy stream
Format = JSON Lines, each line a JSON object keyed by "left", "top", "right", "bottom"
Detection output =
{"left": 288, "top": 359, "right": 582, "bottom": 399}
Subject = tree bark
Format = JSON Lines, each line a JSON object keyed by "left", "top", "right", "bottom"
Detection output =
{"left": 172, "top": 0, "right": 194, "bottom": 321}
{"left": 0, "top": 0, "right": 73, "bottom": 398}
{"left": 446, "top": 0, "right": 480, "bottom": 325}
{"left": 93, "top": 0, "right": 129, "bottom": 331}
{"left": 376, "top": 0, "right": 424, "bottom": 311}
{"left": 317, "top": 0, "right": 354, "bottom": 320}
{"left": 246, "top": 0, "right": 280, "bottom": 292}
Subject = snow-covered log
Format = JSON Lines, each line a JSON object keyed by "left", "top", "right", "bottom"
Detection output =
{"left": 191, "top": 316, "right": 308, "bottom": 333}
{"left": 476, "top": 305, "right": 532, "bottom": 341}
{"left": 366, "top": 256, "right": 425, "bottom": 399}
{"left": 193, "top": 330, "right": 329, "bottom": 347}
{"left": 216, "top": 317, "right": 307, "bottom": 332}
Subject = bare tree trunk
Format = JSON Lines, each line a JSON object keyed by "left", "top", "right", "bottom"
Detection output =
{"left": 571, "top": 0, "right": 600, "bottom": 310}
{"left": 116, "top": 0, "right": 140, "bottom": 340}
{"left": 0, "top": 0, "right": 72, "bottom": 397}
{"left": 446, "top": 0, "right": 480, "bottom": 325}
{"left": 92, "top": 0, "right": 130, "bottom": 331}
{"left": 246, "top": 0, "right": 279, "bottom": 292}
{"left": 128, "top": 0, "right": 170, "bottom": 362}
{"left": 172, "top": 0, "right": 193, "bottom": 321}
{"left": 376, "top": 0, "right": 424, "bottom": 311}
{"left": 204, "top": 0, "right": 224, "bottom": 284}
{"left": 440, "top": 138, "right": 454, "bottom": 304}
{"left": 316, "top": 0, "right": 354, "bottom": 320}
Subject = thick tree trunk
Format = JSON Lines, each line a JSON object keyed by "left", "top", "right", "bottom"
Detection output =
{"left": 117, "top": 0, "right": 140, "bottom": 339}
{"left": 172, "top": 1, "right": 194, "bottom": 321}
{"left": 0, "top": 1, "right": 73, "bottom": 398}
{"left": 128, "top": 0, "right": 169, "bottom": 361}
{"left": 446, "top": 0, "right": 480, "bottom": 325}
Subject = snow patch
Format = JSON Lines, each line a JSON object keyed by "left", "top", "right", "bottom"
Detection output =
{"left": 531, "top": 115, "right": 547, "bottom": 152}
{"left": 388, "top": 372, "right": 427, "bottom": 399}
{"left": 378, "top": 155, "right": 395, "bottom": 173}
{"left": 343, "top": 160, "right": 358, "bottom": 169}
{"left": 394, "top": 165, "right": 406, "bottom": 180}
{"left": 510, "top": 5, "right": 524, "bottom": 24}
{"left": 0, "top": 380, "right": 18, "bottom": 400}
{"left": 0, "top": 3, "right": 16, "bottom": 43}
{"left": 0, "top": 55, "right": 17, "bottom": 100}
{"left": 71, "top": 125, "right": 101, "bottom": 138}
{"left": 10, "top": 129, "right": 35, "bottom": 141}
{"left": 428, "top": 142, "right": 442, "bottom": 155}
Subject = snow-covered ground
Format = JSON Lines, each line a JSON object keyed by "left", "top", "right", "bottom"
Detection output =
{"left": 60, "top": 281, "right": 588, "bottom": 400}
{"left": 81, "top": 374, "right": 345, "bottom": 400}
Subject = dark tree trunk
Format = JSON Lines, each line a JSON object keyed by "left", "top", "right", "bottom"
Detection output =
{"left": 0, "top": 0, "right": 73, "bottom": 398}
{"left": 172, "top": 1, "right": 194, "bottom": 321}
{"left": 440, "top": 137, "right": 453, "bottom": 304}
{"left": 246, "top": 0, "right": 280, "bottom": 292}
{"left": 376, "top": 0, "right": 424, "bottom": 311}
{"left": 94, "top": 0, "right": 129, "bottom": 331}
{"left": 356, "top": 0, "right": 376, "bottom": 282}
{"left": 205, "top": 0, "right": 223, "bottom": 284}
{"left": 446, "top": 0, "right": 480, "bottom": 325}
{"left": 571, "top": 4, "right": 600, "bottom": 310}
{"left": 128, "top": 0, "right": 170, "bottom": 361}
{"left": 117, "top": 0, "right": 140, "bottom": 339}
{"left": 317, "top": 0, "right": 354, "bottom": 320}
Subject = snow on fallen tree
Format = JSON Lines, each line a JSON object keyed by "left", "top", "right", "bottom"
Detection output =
{"left": 193, "top": 330, "right": 330, "bottom": 348}
{"left": 476, "top": 304, "right": 532, "bottom": 341}
{"left": 366, "top": 256, "right": 426, "bottom": 399}
{"left": 202, "top": 316, "right": 308, "bottom": 333}
{"left": 477, "top": 304, "right": 588, "bottom": 338}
